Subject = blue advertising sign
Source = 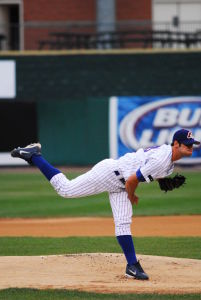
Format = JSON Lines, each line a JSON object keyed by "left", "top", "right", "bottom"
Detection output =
{"left": 109, "top": 96, "right": 201, "bottom": 165}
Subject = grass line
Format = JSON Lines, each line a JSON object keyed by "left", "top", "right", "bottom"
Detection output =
{"left": 0, "top": 288, "right": 200, "bottom": 300}
{"left": 0, "top": 237, "right": 200, "bottom": 259}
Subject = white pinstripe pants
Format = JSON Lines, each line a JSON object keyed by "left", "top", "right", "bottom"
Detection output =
{"left": 50, "top": 159, "right": 133, "bottom": 236}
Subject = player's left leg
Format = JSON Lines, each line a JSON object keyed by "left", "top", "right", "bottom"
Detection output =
{"left": 109, "top": 191, "right": 149, "bottom": 280}
{"left": 11, "top": 143, "right": 102, "bottom": 197}
{"left": 10, "top": 143, "right": 120, "bottom": 198}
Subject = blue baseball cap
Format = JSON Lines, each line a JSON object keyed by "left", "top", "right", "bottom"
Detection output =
{"left": 172, "top": 129, "right": 200, "bottom": 145}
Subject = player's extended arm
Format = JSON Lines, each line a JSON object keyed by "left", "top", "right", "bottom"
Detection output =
{"left": 125, "top": 173, "right": 139, "bottom": 205}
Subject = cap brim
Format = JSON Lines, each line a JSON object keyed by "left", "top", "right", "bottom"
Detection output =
{"left": 193, "top": 140, "right": 200, "bottom": 145}
{"left": 183, "top": 139, "right": 200, "bottom": 145}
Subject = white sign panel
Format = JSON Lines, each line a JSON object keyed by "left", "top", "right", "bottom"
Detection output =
{"left": 0, "top": 60, "right": 16, "bottom": 98}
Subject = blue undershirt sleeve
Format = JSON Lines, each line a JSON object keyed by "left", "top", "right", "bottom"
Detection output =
{"left": 136, "top": 168, "right": 146, "bottom": 182}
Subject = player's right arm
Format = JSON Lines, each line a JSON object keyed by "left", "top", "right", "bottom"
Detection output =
{"left": 125, "top": 173, "right": 139, "bottom": 205}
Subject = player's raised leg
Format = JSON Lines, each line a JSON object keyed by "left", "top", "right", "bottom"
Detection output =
{"left": 109, "top": 191, "right": 149, "bottom": 280}
{"left": 11, "top": 143, "right": 112, "bottom": 198}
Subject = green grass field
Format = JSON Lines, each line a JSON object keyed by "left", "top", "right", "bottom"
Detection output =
{"left": 0, "top": 169, "right": 201, "bottom": 299}
{"left": 0, "top": 289, "right": 200, "bottom": 300}
{"left": 0, "top": 170, "right": 201, "bottom": 217}
{"left": 0, "top": 236, "right": 201, "bottom": 259}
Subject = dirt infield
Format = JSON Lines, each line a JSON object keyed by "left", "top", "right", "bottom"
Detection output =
{"left": 1, "top": 253, "right": 201, "bottom": 294}
{"left": 1, "top": 215, "right": 201, "bottom": 294}
{"left": 0, "top": 215, "right": 201, "bottom": 237}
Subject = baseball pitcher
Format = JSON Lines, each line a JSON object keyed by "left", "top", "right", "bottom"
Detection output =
{"left": 11, "top": 128, "right": 200, "bottom": 280}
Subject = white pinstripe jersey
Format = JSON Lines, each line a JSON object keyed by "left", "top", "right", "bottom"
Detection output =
{"left": 118, "top": 144, "right": 174, "bottom": 183}
{"left": 50, "top": 144, "right": 174, "bottom": 237}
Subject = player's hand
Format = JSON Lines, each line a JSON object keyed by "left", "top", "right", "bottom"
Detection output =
{"left": 129, "top": 194, "right": 139, "bottom": 205}
{"left": 125, "top": 174, "right": 139, "bottom": 206}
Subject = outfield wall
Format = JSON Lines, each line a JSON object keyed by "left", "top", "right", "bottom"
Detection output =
{"left": 0, "top": 50, "right": 201, "bottom": 165}
{"left": 38, "top": 98, "right": 108, "bottom": 165}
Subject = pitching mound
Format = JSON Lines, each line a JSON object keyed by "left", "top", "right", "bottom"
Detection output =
{"left": 1, "top": 253, "right": 201, "bottom": 294}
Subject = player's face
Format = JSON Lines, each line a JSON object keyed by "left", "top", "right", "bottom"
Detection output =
{"left": 179, "top": 143, "right": 193, "bottom": 157}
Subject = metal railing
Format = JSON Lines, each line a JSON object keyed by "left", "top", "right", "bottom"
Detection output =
{"left": 37, "top": 30, "right": 201, "bottom": 50}
{"left": 0, "top": 20, "right": 201, "bottom": 51}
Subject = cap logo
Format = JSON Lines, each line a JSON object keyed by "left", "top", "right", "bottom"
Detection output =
{"left": 187, "top": 131, "right": 193, "bottom": 139}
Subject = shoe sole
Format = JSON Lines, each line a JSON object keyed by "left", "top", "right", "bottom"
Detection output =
{"left": 125, "top": 273, "right": 149, "bottom": 280}
{"left": 25, "top": 143, "right": 41, "bottom": 150}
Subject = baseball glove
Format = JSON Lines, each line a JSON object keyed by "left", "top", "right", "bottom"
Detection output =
{"left": 158, "top": 174, "right": 186, "bottom": 192}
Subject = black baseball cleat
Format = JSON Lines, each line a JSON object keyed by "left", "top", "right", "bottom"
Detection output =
{"left": 125, "top": 261, "right": 149, "bottom": 280}
{"left": 11, "top": 143, "right": 41, "bottom": 165}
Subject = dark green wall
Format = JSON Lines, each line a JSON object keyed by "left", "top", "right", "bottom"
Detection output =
{"left": 1, "top": 51, "right": 201, "bottom": 164}
{"left": 1, "top": 51, "right": 201, "bottom": 101}
{"left": 37, "top": 98, "right": 108, "bottom": 165}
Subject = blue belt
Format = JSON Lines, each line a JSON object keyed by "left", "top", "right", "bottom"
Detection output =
{"left": 114, "top": 170, "right": 126, "bottom": 185}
